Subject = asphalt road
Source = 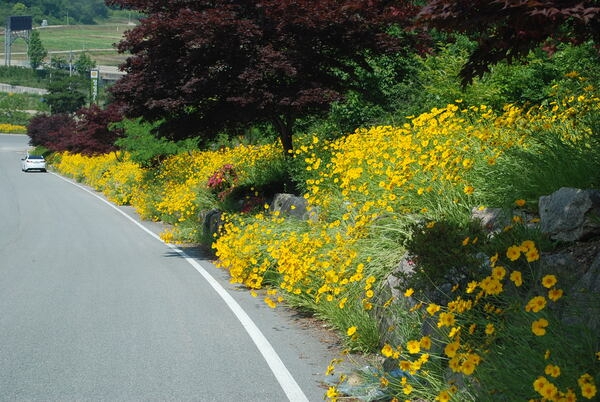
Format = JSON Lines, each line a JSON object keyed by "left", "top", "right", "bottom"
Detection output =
{"left": 0, "top": 134, "right": 339, "bottom": 401}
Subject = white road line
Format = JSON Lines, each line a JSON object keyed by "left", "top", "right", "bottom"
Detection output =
{"left": 52, "top": 172, "right": 309, "bottom": 402}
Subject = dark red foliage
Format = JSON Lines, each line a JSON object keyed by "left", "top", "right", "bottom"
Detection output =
{"left": 27, "top": 104, "right": 124, "bottom": 155}
{"left": 417, "top": 1, "right": 600, "bottom": 85}
{"left": 28, "top": 113, "right": 76, "bottom": 151}
{"left": 105, "top": 0, "right": 420, "bottom": 154}
{"left": 71, "top": 104, "right": 125, "bottom": 155}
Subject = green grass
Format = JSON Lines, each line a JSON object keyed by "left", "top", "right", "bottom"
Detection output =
{"left": 8, "top": 21, "right": 132, "bottom": 66}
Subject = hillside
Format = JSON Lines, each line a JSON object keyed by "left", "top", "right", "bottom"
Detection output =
{"left": 6, "top": 23, "right": 130, "bottom": 67}
{"left": 1, "top": 0, "right": 110, "bottom": 26}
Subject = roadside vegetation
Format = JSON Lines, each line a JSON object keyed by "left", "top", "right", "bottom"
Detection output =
{"left": 4, "top": 0, "right": 600, "bottom": 400}
{"left": 49, "top": 54, "right": 600, "bottom": 402}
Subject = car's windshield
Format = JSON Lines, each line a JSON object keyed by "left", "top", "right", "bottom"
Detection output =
{"left": 27, "top": 155, "right": 44, "bottom": 160}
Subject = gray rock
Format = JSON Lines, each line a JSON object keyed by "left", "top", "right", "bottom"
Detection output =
{"left": 472, "top": 206, "right": 539, "bottom": 234}
{"left": 567, "top": 253, "right": 600, "bottom": 332}
{"left": 539, "top": 187, "right": 600, "bottom": 242}
{"left": 471, "top": 207, "right": 511, "bottom": 234}
{"left": 270, "top": 193, "right": 317, "bottom": 220}
{"left": 199, "top": 209, "right": 223, "bottom": 239}
{"left": 372, "top": 255, "right": 416, "bottom": 351}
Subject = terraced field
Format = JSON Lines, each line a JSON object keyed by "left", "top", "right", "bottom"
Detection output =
{"left": 7, "top": 21, "right": 133, "bottom": 66}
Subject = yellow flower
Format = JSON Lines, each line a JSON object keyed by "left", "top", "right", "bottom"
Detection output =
{"left": 525, "top": 247, "right": 540, "bottom": 262}
{"left": 463, "top": 185, "right": 475, "bottom": 195}
{"left": 541, "top": 274, "right": 557, "bottom": 289}
{"left": 490, "top": 253, "right": 499, "bottom": 266}
{"left": 426, "top": 303, "right": 441, "bottom": 316}
{"left": 544, "top": 364, "right": 561, "bottom": 378}
{"left": 264, "top": 297, "right": 277, "bottom": 308}
{"left": 407, "top": 340, "right": 421, "bottom": 354}
{"left": 347, "top": 326, "right": 357, "bottom": 336}
{"left": 435, "top": 390, "right": 450, "bottom": 402}
{"left": 548, "top": 288, "right": 563, "bottom": 302}
{"left": 420, "top": 336, "right": 432, "bottom": 350}
{"left": 404, "top": 288, "right": 414, "bottom": 297}
{"left": 444, "top": 341, "right": 460, "bottom": 358}
{"left": 492, "top": 266, "right": 506, "bottom": 280}
{"left": 448, "top": 326, "right": 461, "bottom": 338}
{"left": 580, "top": 381, "right": 597, "bottom": 399}
{"left": 466, "top": 281, "right": 478, "bottom": 293}
{"left": 533, "top": 376, "right": 559, "bottom": 399}
{"left": 578, "top": 373, "right": 597, "bottom": 399}
{"left": 533, "top": 376, "right": 548, "bottom": 392}
{"left": 479, "top": 276, "right": 503, "bottom": 295}
{"left": 515, "top": 199, "right": 526, "bottom": 207}
{"left": 506, "top": 245, "right": 521, "bottom": 261}
{"left": 325, "top": 359, "right": 340, "bottom": 376}
{"left": 532, "top": 318, "right": 549, "bottom": 336}
{"left": 563, "top": 388, "right": 577, "bottom": 402}
{"left": 485, "top": 323, "right": 495, "bottom": 335}
{"left": 525, "top": 296, "right": 547, "bottom": 312}
{"left": 462, "top": 236, "right": 470, "bottom": 246}
{"left": 402, "top": 383, "right": 413, "bottom": 395}
{"left": 437, "top": 312, "right": 456, "bottom": 328}
{"left": 449, "top": 356, "right": 461, "bottom": 372}
{"left": 326, "top": 386, "right": 338, "bottom": 399}
{"left": 520, "top": 240, "right": 536, "bottom": 251}
{"left": 461, "top": 359, "right": 476, "bottom": 375}
{"left": 381, "top": 344, "right": 394, "bottom": 358}
{"left": 509, "top": 270, "right": 523, "bottom": 287}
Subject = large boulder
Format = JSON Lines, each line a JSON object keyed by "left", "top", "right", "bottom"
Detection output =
{"left": 539, "top": 187, "right": 600, "bottom": 242}
{"left": 270, "top": 193, "right": 317, "bottom": 220}
{"left": 541, "top": 245, "right": 600, "bottom": 332}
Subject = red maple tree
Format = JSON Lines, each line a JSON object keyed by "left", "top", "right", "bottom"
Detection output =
{"left": 106, "top": 0, "right": 420, "bottom": 155}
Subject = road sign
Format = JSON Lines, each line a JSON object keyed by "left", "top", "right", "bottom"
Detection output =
{"left": 90, "top": 69, "right": 99, "bottom": 103}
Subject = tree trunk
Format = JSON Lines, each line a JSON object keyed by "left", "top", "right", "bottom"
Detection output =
{"left": 273, "top": 114, "right": 297, "bottom": 193}
{"left": 273, "top": 115, "right": 294, "bottom": 158}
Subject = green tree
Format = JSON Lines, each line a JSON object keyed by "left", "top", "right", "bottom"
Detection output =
{"left": 11, "top": 2, "right": 27, "bottom": 15}
{"left": 74, "top": 52, "right": 96, "bottom": 77}
{"left": 28, "top": 29, "right": 47, "bottom": 70}
{"left": 418, "top": 0, "right": 600, "bottom": 85}
{"left": 45, "top": 76, "right": 86, "bottom": 113}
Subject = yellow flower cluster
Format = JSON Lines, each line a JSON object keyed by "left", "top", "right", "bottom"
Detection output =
{"left": 377, "top": 241, "right": 598, "bottom": 401}
{"left": 301, "top": 103, "right": 524, "bottom": 219}
{"left": 0, "top": 123, "right": 27, "bottom": 133}
{"left": 152, "top": 143, "right": 283, "bottom": 225}
{"left": 216, "top": 104, "right": 549, "bottom": 309}
{"left": 214, "top": 211, "right": 369, "bottom": 307}
{"left": 54, "top": 142, "right": 284, "bottom": 240}
{"left": 215, "top": 94, "right": 600, "bottom": 322}
{"left": 53, "top": 152, "right": 144, "bottom": 205}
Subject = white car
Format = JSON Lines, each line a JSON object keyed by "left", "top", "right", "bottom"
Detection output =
{"left": 21, "top": 154, "right": 47, "bottom": 172}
